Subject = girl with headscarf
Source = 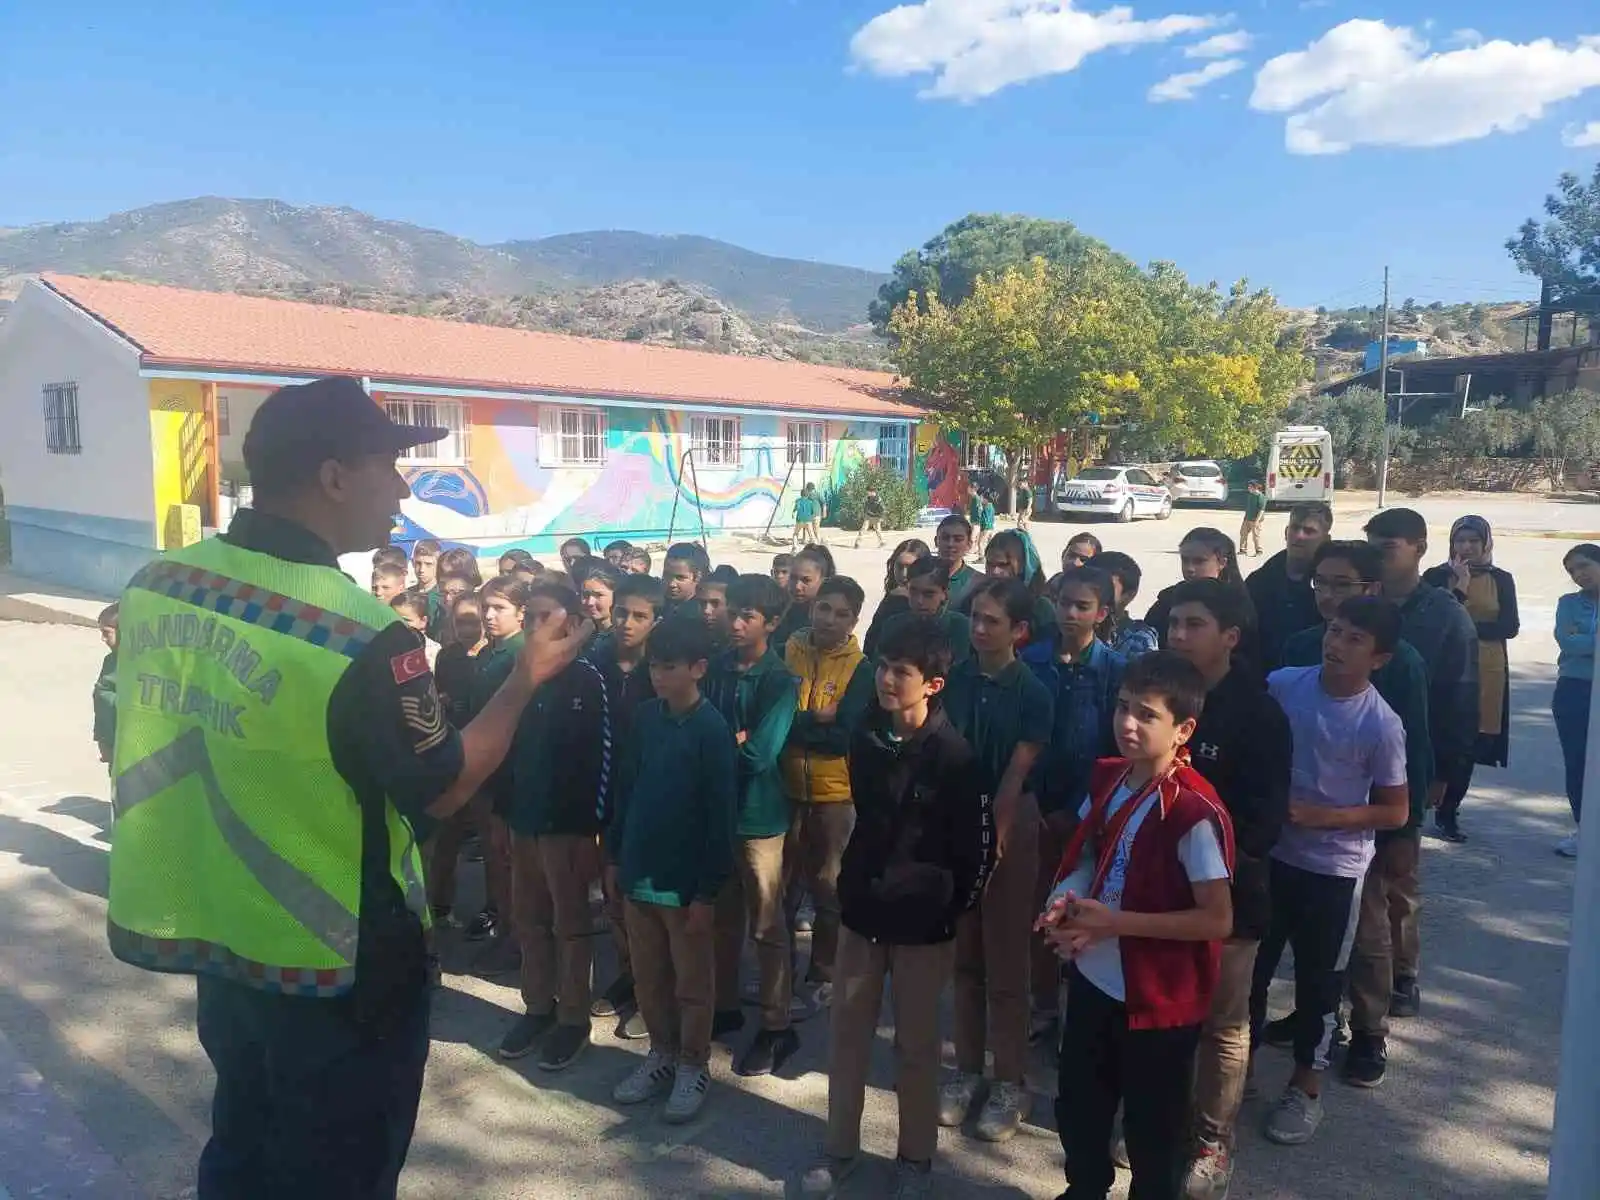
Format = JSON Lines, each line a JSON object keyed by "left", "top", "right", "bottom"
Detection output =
{"left": 960, "top": 528, "right": 1059, "bottom": 659}
{"left": 1422, "top": 515, "right": 1520, "bottom": 841}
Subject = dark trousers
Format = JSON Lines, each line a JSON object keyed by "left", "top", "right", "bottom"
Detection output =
{"left": 1055, "top": 967, "right": 1200, "bottom": 1200}
{"left": 1436, "top": 759, "right": 1476, "bottom": 824}
{"left": 1249, "top": 859, "right": 1361, "bottom": 1069}
{"left": 196, "top": 974, "right": 430, "bottom": 1200}
{"left": 1553, "top": 676, "right": 1591, "bottom": 822}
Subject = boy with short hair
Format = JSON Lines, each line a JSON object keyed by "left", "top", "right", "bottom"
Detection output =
{"left": 1043, "top": 651, "right": 1236, "bottom": 1200}
{"left": 1278, "top": 541, "right": 1433, "bottom": 1089}
{"left": 799, "top": 617, "right": 995, "bottom": 1200}
{"left": 782, "top": 576, "right": 875, "bottom": 1003}
{"left": 603, "top": 539, "right": 633, "bottom": 567}
{"left": 703, "top": 574, "right": 803, "bottom": 1077}
{"left": 771, "top": 553, "right": 794, "bottom": 590}
{"left": 608, "top": 620, "right": 738, "bottom": 1123}
{"left": 499, "top": 582, "right": 613, "bottom": 1070}
{"left": 590, "top": 573, "right": 664, "bottom": 1036}
{"left": 662, "top": 543, "right": 709, "bottom": 616}
{"left": 939, "top": 578, "right": 1055, "bottom": 1142}
{"left": 1253, "top": 596, "right": 1409, "bottom": 1147}
{"left": 855, "top": 488, "right": 887, "bottom": 549}
{"left": 1094, "top": 551, "right": 1160, "bottom": 659}
{"left": 1239, "top": 482, "right": 1267, "bottom": 558}
{"left": 623, "top": 546, "right": 652, "bottom": 575}
{"left": 371, "top": 561, "right": 408, "bottom": 603}
{"left": 1029, "top": 568, "right": 1125, "bottom": 1038}
{"left": 794, "top": 483, "right": 824, "bottom": 550}
{"left": 697, "top": 566, "right": 739, "bottom": 654}
{"left": 900, "top": 558, "right": 972, "bottom": 664}
{"left": 935, "top": 515, "right": 981, "bottom": 609}
{"left": 976, "top": 494, "right": 996, "bottom": 556}
{"left": 1248, "top": 501, "right": 1333, "bottom": 675}
{"left": 93, "top": 603, "right": 120, "bottom": 765}
{"left": 1164, "top": 579, "right": 1292, "bottom": 1197}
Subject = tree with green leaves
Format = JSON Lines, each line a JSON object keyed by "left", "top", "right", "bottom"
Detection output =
{"left": 869, "top": 213, "right": 1115, "bottom": 333}
{"left": 1528, "top": 389, "right": 1600, "bottom": 488}
{"left": 1507, "top": 162, "right": 1600, "bottom": 309}
{"left": 888, "top": 253, "right": 1146, "bottom": 499}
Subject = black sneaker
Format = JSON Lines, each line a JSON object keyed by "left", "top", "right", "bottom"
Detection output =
{"left": 735, "top": 1027, "right": 800, "bottom": 1077}
{"left": 1261, "top": 1014, "right": 1297, "bottom": 1048}
{"left": 591, "top": 975, "right": 635, "bottom": 1019}
{"left": 617, "top": 1007, "right": 649, "bottom": 1040}
{"left": 1389, "top": 977, "right": 1421, "bottom": 1019}
{"left": 464, "top": 908, "right": 498, "bottom": 941}
{"left": 1341, "top": 1034, "right": 1387, "bottom": 1088}
{"left": 537, "top": 1023, "right": 591, "bottom": 1071}
{"left": 498, "top": 1012, "right": 557, "bottom": 1059}
{"left": 712, "top": 1008, "right": 746, "bottom": 1040}
{"left": 474, "top": 935, "right": 522, "bottom": 978}
{"left": 1433, "top": 813, "right": 1467, "bottom": 843}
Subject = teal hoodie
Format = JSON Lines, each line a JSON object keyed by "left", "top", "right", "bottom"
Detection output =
{"left": 702, "top": 647, "right": 799, "bottom": 838}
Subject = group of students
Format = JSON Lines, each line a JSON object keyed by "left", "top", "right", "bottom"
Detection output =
{"left": 94, "top": 497, "right": 1553, "bottom": 1200}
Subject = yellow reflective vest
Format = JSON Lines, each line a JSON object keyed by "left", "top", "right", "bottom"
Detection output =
{"left": 107, "top": 536, "right": 429, "bottom": 997}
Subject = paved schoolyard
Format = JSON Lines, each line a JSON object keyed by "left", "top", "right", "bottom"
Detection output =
{"left": 0, "top": 491, "right": 1584, "bottom": 1198}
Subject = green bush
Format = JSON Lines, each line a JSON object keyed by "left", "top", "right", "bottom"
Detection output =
{"left": 831, "top": 461, "right": 921, "bottom": 531}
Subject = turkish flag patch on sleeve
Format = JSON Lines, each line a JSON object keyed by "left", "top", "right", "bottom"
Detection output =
{"left": 390, "top": 646, "right": 430, "bottom": 685}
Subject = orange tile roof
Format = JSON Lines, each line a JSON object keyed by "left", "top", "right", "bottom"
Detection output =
{"left": 38, "top": 273, "right": 917, "bottom": 420}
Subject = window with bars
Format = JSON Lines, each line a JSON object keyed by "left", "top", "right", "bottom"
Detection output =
{"left": 877, "top": 423, "right": 910, "bottom": 475}
{"left": 539, "top": 406, "right": 607, "bottom": 466}
{"left": 384, "top": 398, "right": 469, "bottom": 463}
{"left": 43, "top": 382, "right": 81, "bottom": 455}
{"left": 960, "top": 435, "right": 991, "bottom": 471}
{"left": 691, "top": 415, "right": 742, "bottom": 467}
{"left": 217, "top": 395, "right": 231, "bottom": 436}
{"left": 786, "top": 420, "right": 826, "bottom": 465}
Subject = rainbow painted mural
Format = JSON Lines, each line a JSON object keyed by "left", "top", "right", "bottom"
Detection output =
{"left": 392, "top": 401, "right": 895, "bottom": 555}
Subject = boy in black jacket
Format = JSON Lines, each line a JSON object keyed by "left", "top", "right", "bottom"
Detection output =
{"left": 799, "top": 617, "right": 993, "bottom": 1199}
{"left": 93, "top": 603, "right": 120, "bottom": 765}
{"left": 1165, "top": 579, "right": 1292, "bottom": 1199}
{"left": 498, "top": 582, "right": 613, "bottom": 1071}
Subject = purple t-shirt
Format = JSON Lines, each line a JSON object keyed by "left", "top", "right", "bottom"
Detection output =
{"left": 1267, "top": 665, "right": 1407, "bottom": 880}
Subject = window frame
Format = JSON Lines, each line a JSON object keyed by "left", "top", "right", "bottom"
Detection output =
{"left": 877, "top": 422, "right": 910, "bottom": 475}
{"left": 42, "top": 382, "right": 82, "bottom": 456}
{"left": 786, "top": 420, "right": 827, "bottom": 466}
{"left": 691, "top": 414, "right": 742, "bottom": 468}
{"left": 385, "top": 397, "right": 470, "bottom": 464}
{"left": 960, "top": 435, "right": 990, "bottom": 472}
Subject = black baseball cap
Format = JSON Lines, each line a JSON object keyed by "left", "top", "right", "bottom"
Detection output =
{"left": 243, "top": 377, "right": 446, "bottom": 492}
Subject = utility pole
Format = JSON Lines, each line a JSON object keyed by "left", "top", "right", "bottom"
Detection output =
{"left": 1375, "top": 266, "right": 1391, "bottom": 510}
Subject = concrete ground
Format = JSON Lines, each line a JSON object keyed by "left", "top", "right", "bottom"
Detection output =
{"left": 0, "top": 489, "right": 1587, "bottom": 1198}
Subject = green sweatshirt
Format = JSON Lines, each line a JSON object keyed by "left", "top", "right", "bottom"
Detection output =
{"left": 470, "top": 632, "right": 524, "bottom": 813}
{"left": 609, "top": 697, "right": 738, "bottom": 907}
{"left": 703, "top": 647, "right": 799, "bottom": 838}
{"left": 93, "top": 650, "right": 118, "bottom": 757}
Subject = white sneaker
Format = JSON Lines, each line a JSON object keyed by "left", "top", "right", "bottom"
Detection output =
{"left": 1557, "top": 832, "right": 1580, "bottom": 858}
{"left": 974, "top": 1079, "right": 1030, "bottom": 1142}
{"left": 937, "top": 1072, "right": 982, "bottom": 1127}
{"left": 1183, "top": 1137, "right": 1235, "bottom": 1200}
{"left": 798, "top": 1154, "right": 859, "bottom": 1198}
{"left": 663, "top": 1064, "right": 710, "bottom": 1123}
{"left": 612, "top": 1051, "right": 675, "bottom": 1104}
{"left": 1264, "top": 1085, "right": 1324, "bottom": 1146}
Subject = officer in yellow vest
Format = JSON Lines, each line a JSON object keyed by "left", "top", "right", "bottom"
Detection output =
{"left": 107, "top": 377, "right": 590, "bottom": 1200}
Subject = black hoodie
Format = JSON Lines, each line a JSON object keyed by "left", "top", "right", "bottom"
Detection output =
{"left": 1187, "top": 665, "right": 1292, "bottom": 940}
{"left": 1245, "top": 550, "right": 1321, "bottom": 676}
{"left": 840, "top": 707, "right": 995, "bottom": 945}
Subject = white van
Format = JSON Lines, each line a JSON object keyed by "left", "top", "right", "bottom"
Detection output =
{"left": 1266, "top": 426, "right": 1334, "bottom": 506}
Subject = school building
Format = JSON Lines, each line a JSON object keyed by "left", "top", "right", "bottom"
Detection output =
{"left": 0, "top": 274, "right": 1013, "bottom": 597}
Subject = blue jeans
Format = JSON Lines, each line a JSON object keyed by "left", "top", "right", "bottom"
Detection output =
{"left": 196, "top": 975, "right": 430, "bottom": 1200}
{"left": 1552, "top": 676, "right": 1592, "bottom": 822}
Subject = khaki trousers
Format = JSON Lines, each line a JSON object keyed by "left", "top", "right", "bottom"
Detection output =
{"left": 1191, "top": 938, "right": 1259, "bottom": 1145}
{"left": 1239, "top": 517, "right": 1264, "bottom": 556}
{"left": 827, "top": 929, "right": 955, "bottom": 1164}
{"left": 511, "top": 834, "right": 600, "bottom": 1024}
{"left": 425, "top": 807, "right": 470, "bottom": 911}
{"left": 470, "top": 794, "right": 514, "bottom": 919}
{"left": 1349, "top": 833, "right": 1422, "bottom": 1037}
{"left": 954, "top": 794, "right": 1040, "bottom": 1083}
{"left": 714, "top": 834, "right": 793, "bottom": 1029}
{"left": 783, "top": 802, "right": 856, "bottom": 984}
{"left": 625, "top": 899, "right": 715, "bottom": 1067}
{"left": 601, "top": 863, "right": 632, "bottom": 981}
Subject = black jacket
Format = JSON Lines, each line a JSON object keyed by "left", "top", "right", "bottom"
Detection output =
{"left": 1245, "top": 550, "right": 1322, "bottom": 676}
{"left": 840, "top": 707, "right": 994, "bottom": 945}
{"left": 1146, "top": 582, "right": 1263, "bottom": 675}
{"left": 1187, "top": 666, "right": 1292, "bottom": 940}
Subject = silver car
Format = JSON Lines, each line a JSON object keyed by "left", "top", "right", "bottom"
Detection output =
{"left": 1167, "top": 460, "right": 1230, "bottom": 506}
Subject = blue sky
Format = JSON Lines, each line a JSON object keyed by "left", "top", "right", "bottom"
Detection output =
{"left": 2, "top": 0, "right": 1598, "bottom": 310}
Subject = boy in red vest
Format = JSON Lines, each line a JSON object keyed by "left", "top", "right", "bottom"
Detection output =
{"left": 1040, "top": 651, "right": 1235, "bottom": 1200}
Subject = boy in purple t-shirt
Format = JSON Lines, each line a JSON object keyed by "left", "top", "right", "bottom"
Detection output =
{"left": 1250, "top": 596, "right": 1409, "bottom": 1149}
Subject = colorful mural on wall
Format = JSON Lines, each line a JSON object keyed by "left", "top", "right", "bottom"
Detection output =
{"left": 391, "top": 400, "right": 890, "bottom": 555}
{"left": 913, "top": 424, "right": 970, "bottom": 511}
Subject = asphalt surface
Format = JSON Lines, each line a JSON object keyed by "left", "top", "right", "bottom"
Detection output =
{"left": 0, "top": 491, "right": 1585, "bottom": 1199}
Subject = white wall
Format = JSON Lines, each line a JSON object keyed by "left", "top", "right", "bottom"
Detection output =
{"left": 217, "top": 384, "right": 271, "bottom": 481}
{"left": 0, "top": 280, "right": 156, "bottom": 592}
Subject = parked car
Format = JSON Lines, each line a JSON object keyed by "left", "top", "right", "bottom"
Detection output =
{"left": 1054, "top": 466, "right": 1172, "bottom": 523}
{"left": 1167, "top": 459, "right": 1230, "bottom": 505}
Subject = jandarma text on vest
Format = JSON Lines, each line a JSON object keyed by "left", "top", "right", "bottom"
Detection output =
{"left": 125, "top": 615, "right": 284, "bottom": 740}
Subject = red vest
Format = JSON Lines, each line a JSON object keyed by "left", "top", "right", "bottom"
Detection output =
{"left": 1056, "top": 754, "right": 1237, "bottom": 1030}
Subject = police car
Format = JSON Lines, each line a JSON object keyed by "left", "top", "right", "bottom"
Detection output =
{"left": 1053, "top": 466, "right": 1173, "bottom": 523}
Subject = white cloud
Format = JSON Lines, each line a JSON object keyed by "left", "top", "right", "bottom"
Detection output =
{"left": 1149, "top": 58, "right": 1246, "bottom": 101}
{"left": 1185, "top": 29, "right": 1251, "bottom": 58}
{"left": 1566, "top": 121, "right": 1600, "bottom": 147}
{"left": 849, "top": 0, "right": 1220, "bottom": 101}
{"left": 1251, "top": 20, "right": 1600, "bottom": 155}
